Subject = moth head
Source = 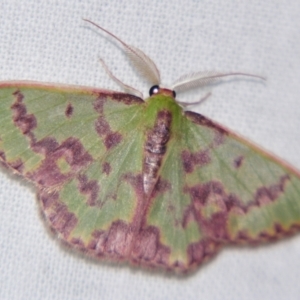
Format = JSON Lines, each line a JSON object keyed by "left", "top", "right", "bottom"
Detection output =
{"left": 149, "top": 85, "right": 176, "bottom": 99}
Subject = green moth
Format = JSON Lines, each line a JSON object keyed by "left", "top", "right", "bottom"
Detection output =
{"left": 0, "top": 20, "right": 299, "bottom": 274}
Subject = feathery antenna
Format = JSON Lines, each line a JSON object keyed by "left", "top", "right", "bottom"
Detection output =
{"left": 83, "top": 19, "right": 161, "bottom": 86}
{"left": 171, "top": 71, "right": 265, "bottom": 93}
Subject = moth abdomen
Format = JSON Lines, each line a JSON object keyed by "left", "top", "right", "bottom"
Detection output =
{"left": 143, "top": 110, "right": 172, "bottom": 197}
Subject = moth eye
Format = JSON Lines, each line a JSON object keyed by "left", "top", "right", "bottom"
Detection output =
{"left": 149, "top": 85, "right": 160, "bottom": 96}
{"left": 172, "top": 90, "right": 176, "bottom": 98}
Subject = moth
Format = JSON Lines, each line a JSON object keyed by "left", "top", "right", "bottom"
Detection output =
{"left": 0, "top": 20, "right": 299, "bottom": 273}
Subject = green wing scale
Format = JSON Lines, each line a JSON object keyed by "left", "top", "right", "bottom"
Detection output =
{"left": 0, "top": 82, "right": 300, "bottom": 273}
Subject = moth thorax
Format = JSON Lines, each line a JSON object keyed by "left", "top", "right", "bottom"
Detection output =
{"left": 143, "top": 110, "right": 172, "bottom": 197}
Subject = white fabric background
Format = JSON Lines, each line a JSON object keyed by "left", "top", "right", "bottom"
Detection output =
{"left": 1, "top": 1, "right": 300, "bottom": 299}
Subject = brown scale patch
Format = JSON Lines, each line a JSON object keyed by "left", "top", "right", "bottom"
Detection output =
{"left": 29, "top": 137, "right": 93, "bottom": 187}
{"left": 93, "top": 95, "right": 105, "bottom": 114}
{"left": 235, "top": 231, "right": 249, "bottom": 242}
{"left": 65, "top": 103, "right": 73, "bottom": 118}
{"left": 102, "top": 162, "right": 111, "bottom": 175}
{"left": 185, "top": 175, "right": 293, "bottom": 243}
{"left": 87, "top": 222, "right": 170, "bottom": 266}
{"left": 203, "top": 212, "right": 229, "bottom": 240}
{"left": 187, "top": 239, "right": 219, "bottom": 267}
{"left": 87, "top": 230, "right": 108, "bottom": 257}
{"left": 187, "top": 181, "right": 242, "bottom": 211}
{"left": 213, "top": 130, "right": 226, "bottom": 146}
{"left": 167, "top": 204, "right": 176, "bottom": 213}
{"left": 184, "top": 181, "right": 243, "bottom": 241}
{"left": 93, "top": 93, "right": 143, "bottom": 114}
{"left": 185, "top": 111, "right": 228, "bottom": 136}
{"left": 48, "top": 203, "right": 77, "bottom": 238}
{"left": 104, "top": 221, "right": 134, "bottom": 258}
{"left": 39, "top": 190, "right": 59, "bottom": 209}
{"left": 11, "top": 90, "right": 37, "bottom": 134}
{"left": 234, "top": 155, "right": 244, "bottom": 168}
{"left": 108, "top": 93, "right": 143, "bottom": 104}
{"left": 0, "top": 152, "right": 17, "bottom": 172}
{"left": 181, "top": 151, "right": 193, "bottom": 173}
{"left": 32, "top": 137, "right": 59, "bottom": 155}
{"left": 185, "top": 181, "right": 226, "bottom": 205}
{"left": 94, "top": 94, "right": 137, "bottom": 151}
{"left": 132, "top": 226, "right": 160, "bottom": 261}
{"left": 95, "top": 117, "right": 110, "bottom": 136}
{"left": 38, "top": 189, "right": 78, "bottom": 238}
{"left": 274, "top": 223, "right": 285, "bottom": 234}
{"left": 57, "top": 137, "right": 93, "bottom": 168}
{"left": 132, "top": 226, "right": 170, "bottom": 267}
{"left": 30, "top": 157, "right": 70, "bottom": 187}
{"left": 124, "top": 173, "right": 144, "bottom": 196}
{"left": 181, "top": 149, "right": 211, "bottom": 173}
{"left": 94, "top": 117, "right": 122, "bottom": 150}
{"left": 69, "top": 238, "right": 85, "bottom": 251}
{"left": 151, "top": 177, "right": 171, "bottom": 196}
{"left": 77, "top": 174, "right": 100, "bottom": 206}
{"left": 172, "top": 260, "right": 186, "bottom": 271}
{"left": 225, "top": 194, "right": 241, "bottom": 211}
{"left": 258, "top": 231, "right": 272, "bottom": 240}
{"left": 105, "top": 132, "right": 122, "bottom": 149}
{"left": 254, "top": 175, "right": 290, "bottom": 206}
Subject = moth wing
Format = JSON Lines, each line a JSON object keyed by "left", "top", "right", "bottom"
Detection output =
{"left": 143, "top": 109, "right": 300, "bottom": 272}
{"left": 0, "top": 82, "right": 147, "bottom": 260}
